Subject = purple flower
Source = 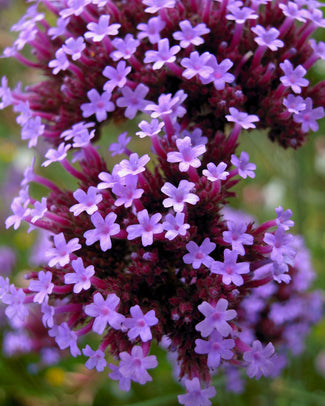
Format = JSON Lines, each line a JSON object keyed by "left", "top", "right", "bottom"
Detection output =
{"left": 118, "top": 345, "right": 158, "bottom": 385}
{"left": 46, "top": 233, "right": 81, "bottom": 267}
{"left": 136, "top": 118, "right": 164, "bottom": 138}
{"left": 116, "top": 83, "right": 150, "bottom": 119}
{"left": 145, "top": 93, "right": 183, "bottom": 119}
{"left": 144, "top": 38, "right": 180, "bottom": 70}
{"left": 195, "top": 330, "right": 235, "bottom": 368}
{"left": 71, "top": 128, "right": 95, "bottom": 148}
{"left": 108, "top": 363, "right": 131, "bottom": 392}
{"left": 48, "top": 17, "right": 69, "bottom": 39}
{"left": 231, "top": 151, "right": 256, "bottom": 179}
{"left": 196, "top": 298, "right": 237, "bottom": 337}
{"left": 309, "top": 39, "right": 325, "bottom": 60}
{"left": 84, "top": 292, "right": 125, "bottom": 334}
{"left": 30, "top": 197, "right": 48, "bottom": 223}
{"left": 182, "top": 127, "right": 208, "bottom": 146}
{"left": 11, "top": 21, "right": 37, "bottom": 52}
{"left": 62, "top": 36, "right": 85, "bottom": 60}
{"left": 137, "top": 16, "right": 166, "bottom": 44}
{"left": 117, "top": 153, "right": 150, "bottom": 177}
{"left": 109, "top": 132, "right": 131, "bottom": 156}
{"left": 29, "top": 270, "right": 54, "bottom": 304}
{"left": 14, "top": 101, "right": 32, "bottom": 126}
{"left": 0, "top": 276, "right": 9, "bottom": 299}
{"left": 173, "top": 20, "right": 210, "bottom": 48}
{"left": 112, "top": 175, "right": 144, "bottom": 208}
{"left": 223, "top": 221, "right": 254, "bottom": 256}
{"left": 126, "top": 209, "right": 163, "bottom": 246}
{"left": 201, "top": 56, "right": 235, "bottom": 90}
{"left": 203, "top": 162, "right": 229, "bottom": 182}
{"left": 181, "top": 51, "right": 214, "bottom": 80}
{"left": 293, "top": 97, "right": 325, "bottom": 132}
{"left": 306, "top": 8, "right": 325, "bottom": 28}
{"left": 21, "top": 116, "right": 44, "bottom": 148}
{"left": 264, "top": 226, "right": 296, "bottom": 266}
{"left": 211, "top": 249, "right": 250, "bottom": 286}
{"left": 83, "top": 345, "right": 107, "bottom": 372}
{"left": 41, "top": 299, "right": 55, "bottom": 328}
{"left": 163, "top": 212, "right": 190, "bottom": 240}
{"left": 123, "top": 305, "right": 158, "bottom": 342}
{"left": 48, "top": 48, "right": 69, "bottom": 74}
{"left": 226, "top": 107, "right": 259, "bottom": 129}
{"left": 49, "top": 322, "right": 81, "bottom": 357}
{"left": 142, "top": 0, "right": 176, "bottom": 14}
{"left": 84, "top": 15, "right": 120, "bottom": 42}
{"left": 275, "top": 206, "right": 294, "bottom": 230}
{"left": 21, "top": 158, "right": 36, "bottom": 187}
{"left": 243, "top": 340, "right": 275, "bottom": 379}
{"left": 283, "top": 94, "right": 306, "bottom": 114}
{"left": 5, "top": 197, "right": 30, "bottom": 230}
{"left": 251, "top": 25, "right": 284, "bottom": 51}
{"left": 111, "top": 34, "right": 140, "bottom": 61}
{"left": 98, "top": 166, "right": 121, "bottom": 190}
{"left": 103, "top": 61, "right": 132, "bottom": 92}
{"left": 84, "top": 211, "right": 121, "bottom": 252}
{"left": 42, "top": 143, "right": 71, "bottom": 167}
{"left": 61, "top": 121, "right": 94, "bottom": 141}
{"left": 279, "top": 2, "right": 307, "bottom": 22}
{"left": 161, "top": 180, "right": 199, "bottom": 212}
{"left": 60, "top": 0, "right": 90, "bottom": 18}
{"left": 280, "top": 60, "right": 309, "bottom": 94}
{"left": 167, "top": 136, "right": 206, "bottom": 172}
{"left": 3, "top": 331, "right": 32, "bottom": 357}
{"left": 64, "top": 257, "right": 95, "bottom": 293}
{"left": 81, "top": 89, "right": 115, "bottom": 122}
{"left": 178, "top": 377, "right": 216, "bottom": 406}
{"left": 183, "top": 238, "right": 216, "bottom": 269}
{"left": 70, "top": 186, "right": 103, "bottom": 216}
{"left": 226, "top": 5, "right": 258, "bottom": 24}
{"left": 2, "top": 285, "right": 29, "bottom": 327}
{"left": 270, "top": 261, "right": 291, "bottom": 284}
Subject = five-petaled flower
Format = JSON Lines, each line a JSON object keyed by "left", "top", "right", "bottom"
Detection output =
{"left": 85, "top": 292, "right": 125, "bottom": 335}
{"left": 196, "top": 298, "right": 237, "bottom": 338}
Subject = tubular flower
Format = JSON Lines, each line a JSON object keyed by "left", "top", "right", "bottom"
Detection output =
{"left": 1, "top": 1, "right": 324, "bottom": 404}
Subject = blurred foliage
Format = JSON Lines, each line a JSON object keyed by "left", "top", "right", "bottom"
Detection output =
{"left": 0, "top": 1, "right": 325, "bottom": 405}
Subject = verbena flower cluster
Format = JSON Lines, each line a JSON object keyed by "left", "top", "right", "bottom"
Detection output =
{"left": 1, "top": 0, "right": 325, "bottom": 404}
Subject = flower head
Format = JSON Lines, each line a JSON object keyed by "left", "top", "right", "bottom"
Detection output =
{"left": 1, "top": 0, "right": 324, "bottom": 403}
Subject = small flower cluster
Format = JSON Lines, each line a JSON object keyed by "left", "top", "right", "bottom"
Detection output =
{"left": 1, "top": 0, "right": 324, "bottom": 404}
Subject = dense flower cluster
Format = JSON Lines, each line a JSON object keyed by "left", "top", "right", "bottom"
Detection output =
{"left": 1, "top": 0, "right": 325, "bottom": 404}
